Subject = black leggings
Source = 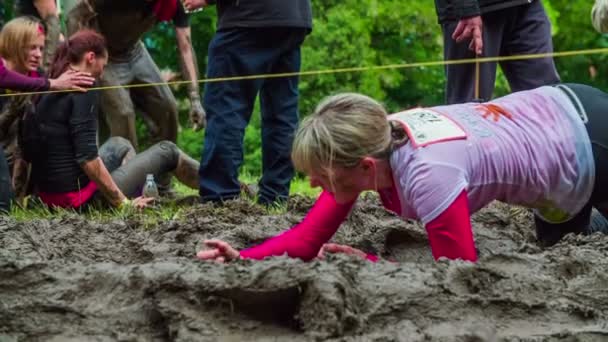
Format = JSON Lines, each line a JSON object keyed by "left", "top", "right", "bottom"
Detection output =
{"left": 0, "top": 146, "right": 12, "bottom": 213}
{"left": 534, "top": 83, "right": 608, "bottom": 246}
{"left": 88, "top": 137, "right": 181, "bottom": 206}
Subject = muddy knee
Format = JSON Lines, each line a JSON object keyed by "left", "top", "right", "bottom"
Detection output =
{"left": 105, "top": 136, "right": 135, "bottom": 153}
{"left": 149, "top": 141, "right": 180, "bottom": 170}
{"left": 99, "top": 136, "right": 136, "bottom": 171}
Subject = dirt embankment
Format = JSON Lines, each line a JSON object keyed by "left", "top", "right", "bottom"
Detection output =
{"left": 1, "top": 196, "right": 608, "bottom": 341}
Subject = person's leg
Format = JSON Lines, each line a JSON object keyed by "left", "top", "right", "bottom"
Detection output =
{"left": 499, "top": 1, "right": 560, "bottom": 92}
{"left": 535, "top": 203, "right": 592, "bottom": 247}
{"left": 441, "top": 14, "right": 504, "bottom": 104}
{"left": 110, "top": 141, "right": 198, "bottom": 197}
{"left": 199, "top": 28, "right": 267, "bottom": 202}
{"left": 98, "top": 136, "right": 136, "bottom": 173}
{"left": 257, "top": 28, "right": 307, "bottom": 205}
{"left": 99, "top": 61, "right": 139, "bottom": 148}
{"left": 130, "top": 44, "right": 179, "bottom": 144}
{"left": 41, "top": 14, "right": 61, "bottom": 72}
{"left": 564, "top": 83, "right": 608, "bottom": 206}
{"left": 0, "top": 146, "right": 13, "bottom": 213}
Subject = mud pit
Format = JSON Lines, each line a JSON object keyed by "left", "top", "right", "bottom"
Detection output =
{"left": 1, "top": 195, "right": 608, "bottom": 341}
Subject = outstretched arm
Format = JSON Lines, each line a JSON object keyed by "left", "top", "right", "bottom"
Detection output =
{"left": 0, "top": 59, "right": 49, "bottom": 91}
{"left": 241, "top": 191, "right": 356, "bottom": 261}
{"left": 198, "top": 191, "right": 356, "bottom": 262}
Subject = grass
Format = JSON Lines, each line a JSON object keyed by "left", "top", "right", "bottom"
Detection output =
{"left": 9, "top": 173, "right": 320, "bottom": 223}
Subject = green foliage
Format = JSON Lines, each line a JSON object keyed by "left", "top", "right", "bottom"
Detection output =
{"left": 3, "top": 0, "right": 608, "bottom": 193}
{"left": 547, "top": 0, "right": 608, "bottom": 90}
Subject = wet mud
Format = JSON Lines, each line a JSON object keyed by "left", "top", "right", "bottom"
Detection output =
{"left": 1, "top": 195, "right": 608, "bottom": 341}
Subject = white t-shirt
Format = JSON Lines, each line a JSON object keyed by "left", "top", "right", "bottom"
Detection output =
{"left": 389, "top": 86, "right": 595, "bottom": 224}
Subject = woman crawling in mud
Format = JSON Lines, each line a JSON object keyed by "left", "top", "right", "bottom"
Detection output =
{"left": 199, "top": 83, "right": 608, "bottom": 263}
{"left": 20, "top": 30, "right": 200, "bottom": 210}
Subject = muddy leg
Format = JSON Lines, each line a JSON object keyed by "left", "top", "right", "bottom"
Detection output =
{"left": 109, "top": 141, "right": 180, "bottom": 198}
{"left": 174, "top": 151, "right": 199, "bottom": 189}
{"left": 98, "top": 137, "right": 136, "bottom": 173}
{"left": 41, "top": 15, "right": 61, "bottom": 72}
{"left": 127, "top": 45, "right": 178, "bottom": 193}
{"left": 99, "top": 61, "right": 138, "bottom": 149}
{"left": 129, "top": 44, "right": 178, "bottom": 144}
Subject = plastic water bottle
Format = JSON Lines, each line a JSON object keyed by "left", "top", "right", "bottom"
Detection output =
{"left": 142, "top": 174, "right": 159, "bottom": 199}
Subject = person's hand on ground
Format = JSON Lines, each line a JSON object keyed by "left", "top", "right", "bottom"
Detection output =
{"left": 452, "top": 15, "right": 483, "bottom": 55}
{"left": 49, "top": 69, "right": 95, "bottom": 92}
{"left": 189, "top": 97, "right": 206, "bottom": 131}
{"left": 130, "top": 196, "right": 155, "bottom": 209}
{"left": 317, "top": 243, "right": 367, "bottom": 260}
{"left": 197, "top": 239, "right": 240, "bottom": 262}
{"left": 182, "top": 0, "right": 208, "bottom": 12}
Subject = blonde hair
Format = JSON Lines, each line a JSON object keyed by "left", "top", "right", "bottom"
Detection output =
{"left": 592, "top": 0, "right": 608, "bottom": 33}
{"left": 292, "top": 93, "right": 395, "bottom": 178}
{"left": 0, "top": 17, "right": 44, "bottom": 71}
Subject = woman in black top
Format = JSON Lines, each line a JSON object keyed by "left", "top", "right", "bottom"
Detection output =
{"left": 23, "top": 30, "right": 200, "bottom": 209}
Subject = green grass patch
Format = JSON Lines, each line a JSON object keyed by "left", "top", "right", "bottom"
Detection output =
{"left": 9, "top": 173, "right": 319, "bottom": 223}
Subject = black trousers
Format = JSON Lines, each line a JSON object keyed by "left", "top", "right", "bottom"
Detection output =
{"left": 0, "top": 146, "right": 12, "bottom": 213}
{"left": 535, "top": 83, "right": 608, "bottom": 246}
{"left": 441, "top": 0, "right": 560, "bottom": 104}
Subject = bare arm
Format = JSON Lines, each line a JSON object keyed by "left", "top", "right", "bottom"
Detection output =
{"left": 33, "top": 0, "right": 58, "bottom": 18}
{"left": 175, "top": 26, "right": 199, "bottom": 98}
{"left": 81, "top": 157, "right": 126, "bottom": 207}
{"left": 175, "top": 26, "right": 206, "bottom": 130}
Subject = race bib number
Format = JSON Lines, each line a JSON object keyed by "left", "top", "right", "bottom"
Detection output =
{"left": 390, "top": 108, "right": 467, "bottom": 147}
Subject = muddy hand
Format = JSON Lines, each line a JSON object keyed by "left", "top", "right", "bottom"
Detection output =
{"left": 451, "top": 15, "right": 483, "bottom": 55}
{"left": 182, "top": 0, "right": 208, "bottom": 11}
{"left": 189, "top": 98, "right": 206, "bottom": 131}
{"left": 197, "top": 239, "right": 240, "bottom": 262}
{"left": 49, "top": 69, "right": 95, "bottom": 92}
{"left": 317, "top": 243, "right": 367, "bottom": 260}
{"left": 131, "top": 196, "right": 155, "bottom": 209}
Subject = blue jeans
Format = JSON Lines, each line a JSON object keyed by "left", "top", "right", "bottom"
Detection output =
{"left": 199, "top": 27, "right": 308, "bottom": 205}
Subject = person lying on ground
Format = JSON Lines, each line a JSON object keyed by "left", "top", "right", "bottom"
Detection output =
{"left": 20, "top": 30, "right": 200, "bottom": 210}
{"left": 197, "top": 83, "right": 608, "bottom": 263}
